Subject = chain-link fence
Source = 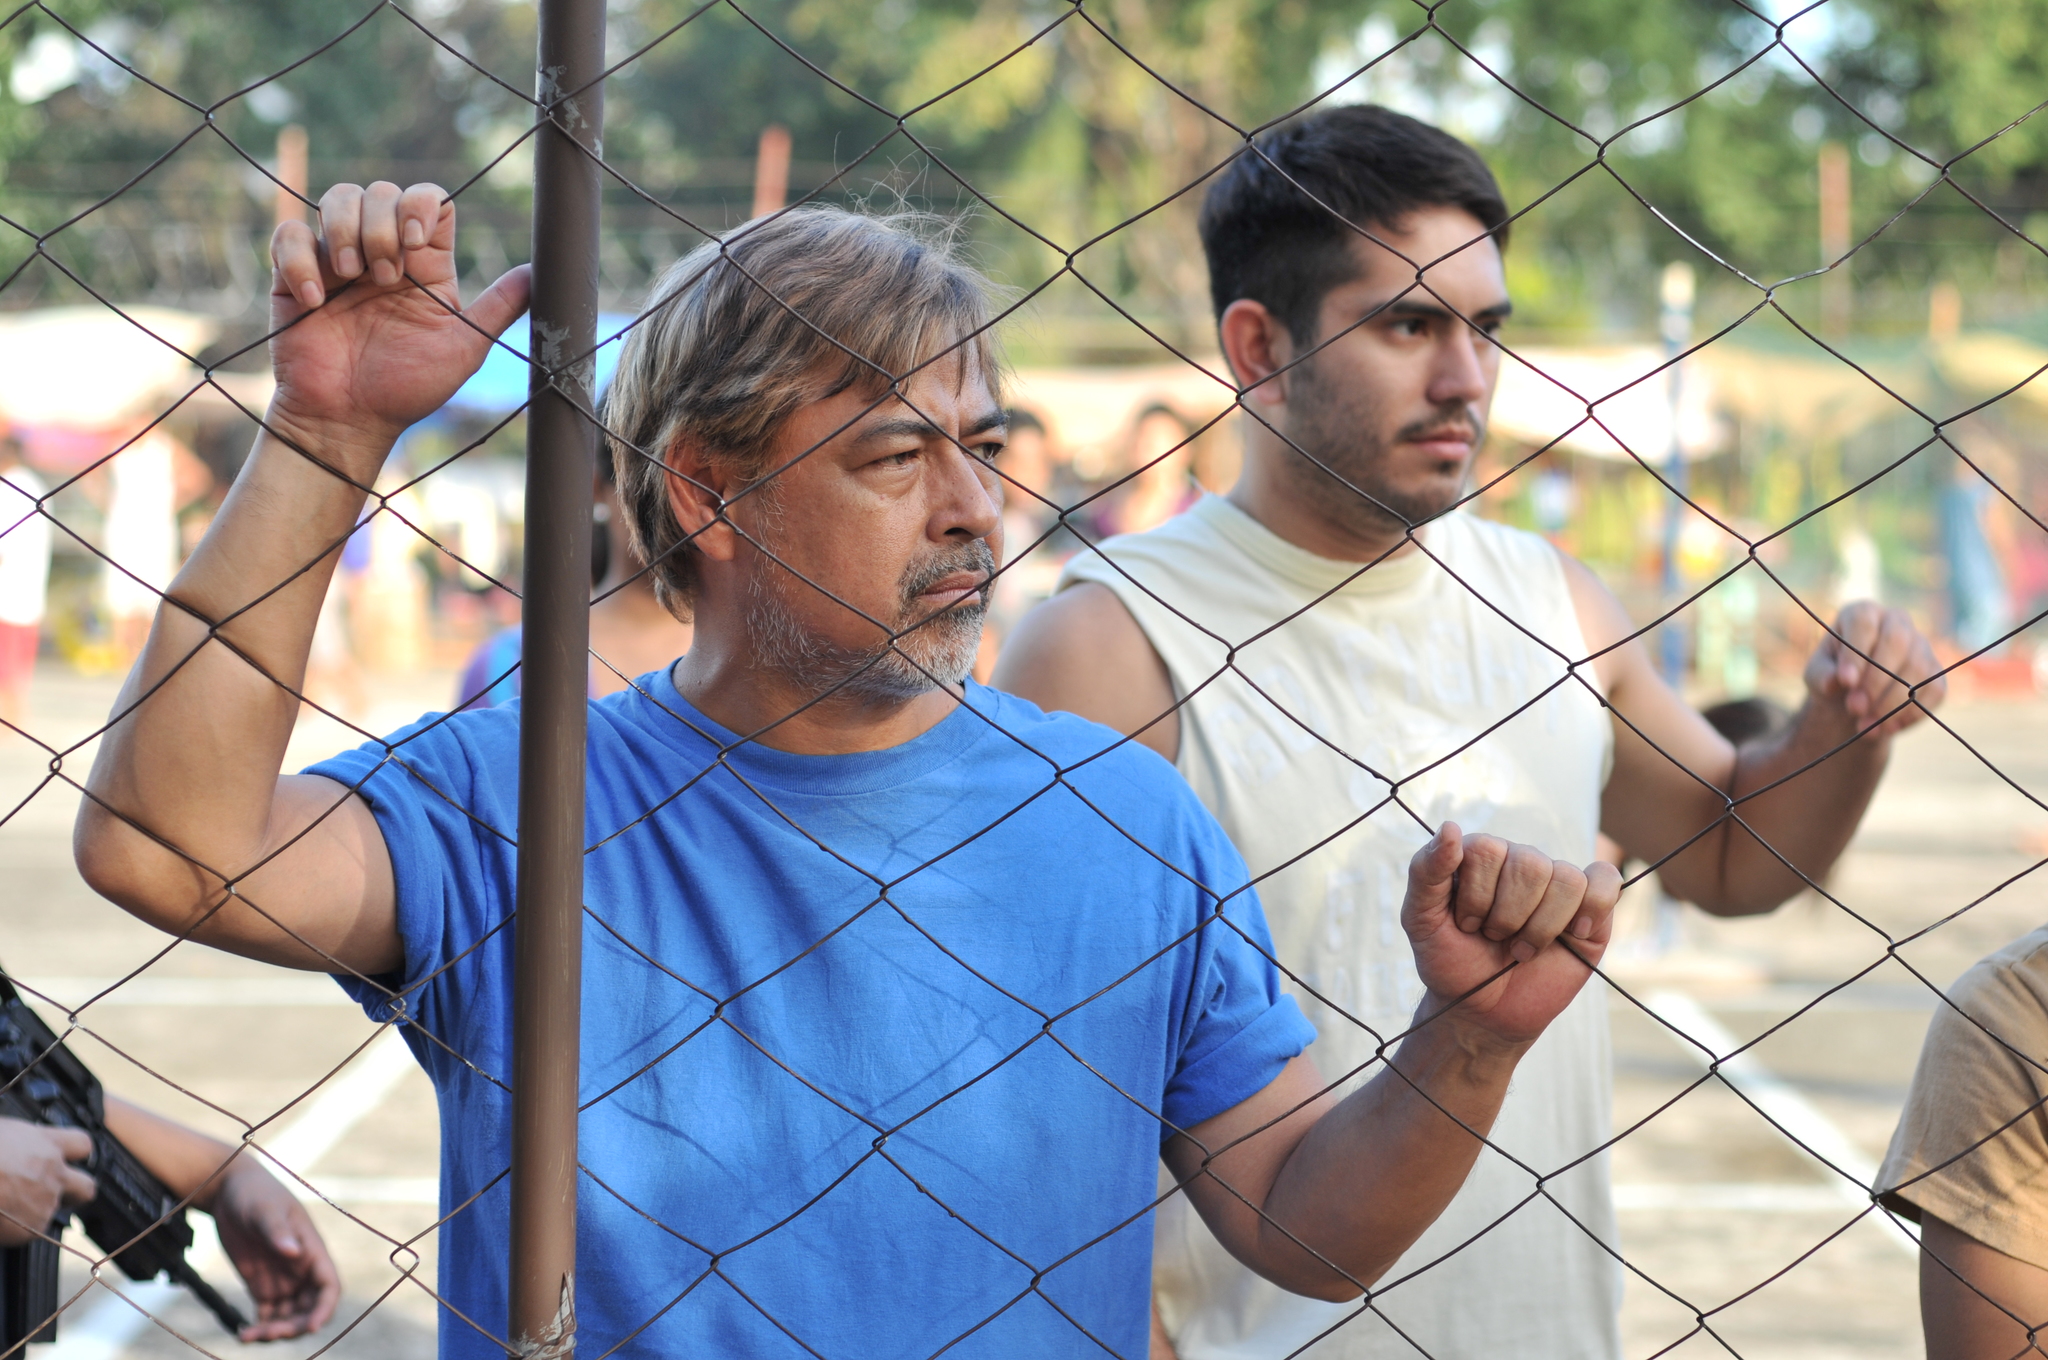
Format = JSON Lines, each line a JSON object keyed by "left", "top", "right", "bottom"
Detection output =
{"left": 2, "top": 0, "right": 2047, "bottom": 1356}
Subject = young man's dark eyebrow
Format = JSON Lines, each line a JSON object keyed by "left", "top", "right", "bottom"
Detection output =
{"left": 1379, "top": 297, "right": 1514, "bottom": 323}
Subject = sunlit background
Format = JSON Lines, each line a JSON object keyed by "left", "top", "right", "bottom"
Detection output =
{"left": 3, "top": 3, "right": 2047, "bottom": 1355}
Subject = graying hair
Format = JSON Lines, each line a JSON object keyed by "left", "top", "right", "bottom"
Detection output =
{"left": 603, "top": 206, "right": 1004, "bottom": 614}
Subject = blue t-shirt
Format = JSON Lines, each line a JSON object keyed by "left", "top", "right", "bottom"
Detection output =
{"left": 308, "top": 673, "right": 1313, "bottom": 1359}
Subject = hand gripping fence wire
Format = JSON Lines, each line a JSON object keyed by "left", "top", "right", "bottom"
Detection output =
{"left": 0, "top": 0, "right": 2047, "bottom": 1357}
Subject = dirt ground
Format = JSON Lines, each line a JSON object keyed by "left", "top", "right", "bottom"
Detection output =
{"left": 1603, "top": 695, "right": 2048, "bottom": 1360}
{"left": 4, "top": 663, "right": 2040, "bottom": 1358}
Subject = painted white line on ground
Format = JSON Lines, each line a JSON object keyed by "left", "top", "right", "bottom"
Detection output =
{"left": 20, "top": 976, "right": 356, "bottom": 1008}
{"left": 254, "top": 1029, "right": 419, "bottom": 1174}
{"left": 1614, "top": 1182, "right": 1874, "bottom": 1213}
{"left": 1643, "top": 989, "right": 1917, "bottom": 1256}
{"left": 46, "top": 1027, "right": 419, "bottom": 1360}
{"left": 1674, "top": 985, "right": 1936, "bottom": 1014}
{"left": 300, "top": 1174, "right": 439, "bottom": 1206}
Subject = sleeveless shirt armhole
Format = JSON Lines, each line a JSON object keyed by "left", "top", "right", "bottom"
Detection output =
{"left": 1532, "top": 535, "right": 1618, "bottom": 792}
{"left": 1057, "top": 548, "right": 1197, "bottom": 708}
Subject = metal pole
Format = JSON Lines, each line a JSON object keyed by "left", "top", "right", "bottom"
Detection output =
{"left": 1656, "top": 261, "right": 1694, "bottom": 687}
{"left": 511, "top": 0, "right": 604, "bottom": 1350}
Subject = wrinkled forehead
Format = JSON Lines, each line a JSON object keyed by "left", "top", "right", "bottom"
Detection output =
{"left": 750, "top": 350, "right": 1006, "bottom": 488}
{"left": 831, "top": 341, "right": 1003, "bottom": 422}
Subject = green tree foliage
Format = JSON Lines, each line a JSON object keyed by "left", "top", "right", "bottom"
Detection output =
{"left": 0, "top": 1, "right": 536, "bottom": 310}
{"left": 0, "top": 0, "right": 2036, "bottom": 343}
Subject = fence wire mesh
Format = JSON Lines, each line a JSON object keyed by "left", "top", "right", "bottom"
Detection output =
{"left": 1, "top": 0, "right": 2046, "bottom": 1356}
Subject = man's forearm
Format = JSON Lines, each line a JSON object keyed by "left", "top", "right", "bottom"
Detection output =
{"left": 1704, "top": 706, "right": 1888, "bottom": 915}
{"left": 77, "top": 424, "right": 382, "bottom": 929}
{"left": 1251, "top": 1004, "right": 1525, "bottom": 1300}
{"left": 103, "top": 1098, "right": 240, "bottom": 1211}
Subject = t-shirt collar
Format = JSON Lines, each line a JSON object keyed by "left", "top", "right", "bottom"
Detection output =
{"left": 1192, "top": 493, "right": 1439, "bottom": 598}
{"left": 621, "top": 662, "right": 996, "bottom": 797}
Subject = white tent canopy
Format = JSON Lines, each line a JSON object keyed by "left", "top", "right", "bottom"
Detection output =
{"left": 0, "top": 306, "right": 217, "bottom": 428}
{"left": 1488, "top": 344, "right": 1727, "bottom": 463}
{"left": 1006, "top": 362, "right": 1237, "bottom": 478}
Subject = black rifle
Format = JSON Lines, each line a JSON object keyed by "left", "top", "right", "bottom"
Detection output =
{"left": 0, "top": 974, "right": 247, "bottom": 1348}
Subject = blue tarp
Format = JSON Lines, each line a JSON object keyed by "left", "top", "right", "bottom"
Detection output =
{"left": 442, "top": 312, "right": 639, "bottom": 416}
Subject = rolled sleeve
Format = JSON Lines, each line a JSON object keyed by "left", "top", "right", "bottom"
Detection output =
{"left": 1163, "top": 990, "right": 1316, "bottom": 1132}
{"left": 1161, "top": 868, "right": 1317, "bottom": 1134}
{"left": 304, "top": 708, "right": 518, "bottom": 1036}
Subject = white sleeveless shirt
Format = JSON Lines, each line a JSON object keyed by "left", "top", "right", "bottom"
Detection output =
{"left": 1059, "top": 496, "right": 1622, "bottom": 1360}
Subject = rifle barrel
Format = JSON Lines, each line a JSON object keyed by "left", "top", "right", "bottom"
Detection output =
{"left": 170, "top": 1259, "right": 249, "bottom": 1336}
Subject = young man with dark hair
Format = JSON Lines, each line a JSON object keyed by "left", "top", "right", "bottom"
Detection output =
{"left": 72, "top": 183, "right": 1619, "bottom": 1356}
{"left": 997, "top": 103, "right": 1946, "bottom": 1359}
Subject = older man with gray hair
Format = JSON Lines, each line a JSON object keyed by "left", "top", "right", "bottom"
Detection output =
{"left": 74, "top": 182, "right": 1618, "bottom": 1357}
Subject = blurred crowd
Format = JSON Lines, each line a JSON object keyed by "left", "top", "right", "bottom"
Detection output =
{"left": 0, "top": 379, "right": 1254, "bottom": 725}
{"left": 1, "top": 345, "right": 2045, "bottom": 729}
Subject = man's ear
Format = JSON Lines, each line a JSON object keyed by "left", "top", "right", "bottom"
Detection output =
{"left": 663, "top": 434, "right": 737, "bottom": 564}
{"left": 1218, "top": 298, "right": 1296, "bottom": 413}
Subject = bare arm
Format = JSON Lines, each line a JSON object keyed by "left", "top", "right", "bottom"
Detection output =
{"left": 1148, "top": 1301, "right": 1177, "bottom": 1360}
{"left": 1166, "top": 826, "right": 1619, "bottom": 1299}
{"left": 104, "top": 1097, "right": 341, "bottom": 1340}
{"left": 992, "top": 581, "right": 1179, "bottom": 761}
{"left": 1563, "top": 555, "right": 1945, "bottom": 917}
{"left": 1919, "top": 1214, "right": 2048, "bottom": 1360}
{"left": 73, "top": 183, "right": 529, "bottom": 975}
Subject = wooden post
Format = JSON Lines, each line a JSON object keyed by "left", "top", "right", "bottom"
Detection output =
{"left": 273, "top": 124, "right": 308, "bottom": 228}
{"left": 1819, "top": 142, "right": 1851, "bottom": 338}
{"left": 752, "top": 125, "right": 791, "bottom": 219}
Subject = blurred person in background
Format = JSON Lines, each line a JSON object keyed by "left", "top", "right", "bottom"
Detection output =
{"left": 102, "top": 428, "right": 183, "bottom": 665}
{"left": 74, "top": 183, "right": 1624, "bottom": 1358}
{"left": 995, "top": 408, "right": 1056, "bottom": 559}
{"left": 454, "top": 447, "right": 692, "bottom": 709}
{"left": 1096, "top": 404, "right": 1202, "bottom": 539}
{"left": 347, "top": 473, "right": 432, "bottom": 674}
{"left": 985, "top": 408, "right": 1066, "bottom": 636}
{"left": 301, "top": 565, "right": 367, "bottom": 724}
{"left": 0, "top": 433, "right": 49, "bottom": 731}
{"left": 1941, "top": 461, "right": 2014, "bottom": 655}
{"left": 0, "top": 1094, "right": 339, "bottom": 1340}
{"left": 996, "top": 104, "right": 1948, "bottom": 1360}
{"left": 1879, "top": 930, "right": 2048, "bottom": 1360}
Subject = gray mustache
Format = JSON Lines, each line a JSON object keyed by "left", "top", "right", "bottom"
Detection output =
{"left": 900, "top": 538, "right": 996, "bottom": 614}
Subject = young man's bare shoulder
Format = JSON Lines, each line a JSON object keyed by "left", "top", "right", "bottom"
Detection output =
{"left": 992, "top": 583, "right": 1178, "bottom": 758}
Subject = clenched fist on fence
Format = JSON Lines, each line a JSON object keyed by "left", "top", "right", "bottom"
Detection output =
{"left": 267, "top": 181, "right": 532, "bottom": 481}
{"left": 1159, "top": 823, "right": 1617, "bottom": 1303}
{"left": 1803, "top": 599, "right": 1945, "bottom": 740}
{"left": 1402, "top": 823, "right": 1618, "bottom": 1046}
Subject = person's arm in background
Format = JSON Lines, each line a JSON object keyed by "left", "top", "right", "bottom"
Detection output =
{"left": 103, "top": 1098, "right": 340, "bottom": 1341}
{"left": 1148, "top": 1300, "right": 1177, "bottom": 1360}
{"left": 0, "top": 1117, "right": 93, "bottom": 1245}
{"left": 1919, "top": 1214, "right": 2048, "bottom": 1360}
{"left": 994, "top": 582, "right": 1181, "bottom": 760}
{"left": 1562, "top": 557, "right": 1946, "bottom": 916}
{"left": 72, "top": 183, "right": 528, "bottom": 975}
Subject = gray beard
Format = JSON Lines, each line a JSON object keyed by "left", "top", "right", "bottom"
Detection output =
{"left": 745, "top": 540, "right": 992, "bottom": 703}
